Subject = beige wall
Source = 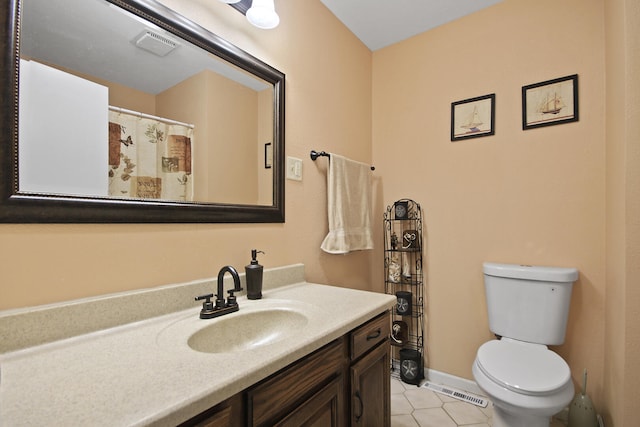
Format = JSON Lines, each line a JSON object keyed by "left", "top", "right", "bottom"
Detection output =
{"left": 0, "top": 0, "right": 373, "bottom": 309}
{"left": 372, "top": 0, "right": 607, "bottom": 410}
{"left": 204, "top": 70, "right": 259, "bottom": 204}
{"left": 603, "top": 0, "right": 640, "bottom": 425}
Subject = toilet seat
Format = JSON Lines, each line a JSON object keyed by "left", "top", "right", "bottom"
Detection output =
{"left": 476, "top": 339, "right": 571, "bottom": 396}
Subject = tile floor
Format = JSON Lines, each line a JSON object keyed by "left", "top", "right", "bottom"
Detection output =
{"left": 390, "top": 377, "right": 566, "bottom": 427}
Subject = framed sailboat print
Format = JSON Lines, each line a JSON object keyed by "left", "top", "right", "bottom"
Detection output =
{"left": 522, "top": 74, "right": 578, "bottom": 130}
{"left": 451, "top": 94, "right": 495, "bottom": 141}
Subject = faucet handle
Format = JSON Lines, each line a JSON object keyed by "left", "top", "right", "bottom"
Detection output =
{"left": 195, "top": 293, "right": 214, "bottom": 304}
{"left": 226, "top": 287, "right": 242, "bottom": 307}
{"left": 195, "top": 294, "right": 216, "bottom": 319}
{"left": 227, "top": 286, "right": 243, "bottom": 296}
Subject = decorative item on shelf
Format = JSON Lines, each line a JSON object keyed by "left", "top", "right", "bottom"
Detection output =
{"left": 391, "top": 320, "right": 408, "bottom": 346}
{"left": 390, "top": 232, "right": 398, "bottom": 250}
{"left": 388, "top": 257, "right": 401, "bottom": 283}
{"left": 394, "top": 201, "right": 409, "bottom": 219}
{"left": 396, "top": 291, "right": 412, "bottom": 316}
{"left": 399, "top": 348, "right": 424, "bottom": 385}
{"left": 402, "top": 230, "right": 419, "bottom": 250}
{"left": 402, "top": 256, "right": 411, "bottom": 281}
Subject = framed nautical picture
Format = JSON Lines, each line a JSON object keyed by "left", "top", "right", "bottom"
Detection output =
{"left": 522, "top": 74, "right": 578, "bottom": 130}
{"left": 451, "top": 94, "right": 495, "bottom": 141}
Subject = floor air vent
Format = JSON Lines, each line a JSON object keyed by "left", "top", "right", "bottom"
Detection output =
{"left": 422, "top": 381, "right": 489, "bottom": 408}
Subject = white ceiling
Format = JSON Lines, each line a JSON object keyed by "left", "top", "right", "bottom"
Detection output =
{"left": 319, "top": 0, "right": 503, "bottom": 51}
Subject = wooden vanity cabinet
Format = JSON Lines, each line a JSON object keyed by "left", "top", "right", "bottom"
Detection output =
{"left": 181, "top": 312, "right": 390, "bottom": 427}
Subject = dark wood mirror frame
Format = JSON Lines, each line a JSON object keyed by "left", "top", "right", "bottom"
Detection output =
{"left": 0, "top": 0, "right": 285, "bottom": 223}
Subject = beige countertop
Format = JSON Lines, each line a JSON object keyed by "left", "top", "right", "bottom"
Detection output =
{"left": 0, "top": 265, "right": 395, "bottom": 426}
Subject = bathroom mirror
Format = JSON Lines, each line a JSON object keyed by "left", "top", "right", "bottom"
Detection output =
{"left": 0, "top": 0, "right": 285, "bottom": 223}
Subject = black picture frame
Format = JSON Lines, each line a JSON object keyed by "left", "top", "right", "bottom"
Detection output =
{"left": 451, "top": 94, "right": 495, "bottom": 141}
{"left": 264, "top": 142, "right": 272, "bottom": 169}
{"left": 522, "top": 74, "right": 578, "bottom": 130}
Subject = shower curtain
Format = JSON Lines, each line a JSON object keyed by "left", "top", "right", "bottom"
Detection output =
{"left": 108, "top": 110, "right": 194, "bottom": 201}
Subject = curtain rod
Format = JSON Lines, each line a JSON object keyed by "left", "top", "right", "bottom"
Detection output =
{"left": 310, "top": 150, "right": 375, "bottom": 171}
{"left": 109, "top": 106, "right": 195, "bottom": 129}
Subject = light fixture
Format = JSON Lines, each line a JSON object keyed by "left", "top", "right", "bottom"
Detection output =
{"left": 246, "top": 0, "right": 280, "bottom": 29}
{"left": 218, "top": 0, "right": 241, "bottom": 4}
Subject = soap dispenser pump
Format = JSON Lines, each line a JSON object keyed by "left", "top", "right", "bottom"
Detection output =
{"left": 245, "top": 249, "right": 265, "bottom": 300}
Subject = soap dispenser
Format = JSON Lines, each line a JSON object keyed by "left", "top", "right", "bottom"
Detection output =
{"left": 245, "top": 249, "right": 265, "bottom": 300}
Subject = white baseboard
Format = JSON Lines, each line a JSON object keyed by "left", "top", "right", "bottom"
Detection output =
{"left": 425, "top": 368, "right": 485, "bottom": 397}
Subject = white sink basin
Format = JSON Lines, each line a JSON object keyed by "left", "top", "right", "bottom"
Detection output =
{"left": 186, "top": 307, "right": 309, "bottom": 354}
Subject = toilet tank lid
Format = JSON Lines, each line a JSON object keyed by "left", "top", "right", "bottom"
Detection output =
{"left": 483, "top": 263, "right": 578, "bottom": 282}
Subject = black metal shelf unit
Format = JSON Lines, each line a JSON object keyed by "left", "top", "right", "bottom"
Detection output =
{"left": 384, "top": 199, "right": 425, "bottom": 385}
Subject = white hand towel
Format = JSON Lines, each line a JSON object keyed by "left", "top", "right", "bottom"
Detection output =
{"left": 321, "top": 153, "right": 374, "bottom": 254}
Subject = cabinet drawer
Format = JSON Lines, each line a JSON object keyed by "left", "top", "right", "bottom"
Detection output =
{"left": 247, "top": 338, "right": 347, "bottom": 427}
{"left": 350, "top": 312, "right": 390, "bottom": 360}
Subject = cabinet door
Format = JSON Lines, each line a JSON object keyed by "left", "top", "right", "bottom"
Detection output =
{"left": 350, "top": 342, "right": 390, "bottom": 427}
{"left": 247, "top": 338, "right": 347, "bottom": 426}
{"left": 274, "top": 376, "right": 345, "bottom": 427}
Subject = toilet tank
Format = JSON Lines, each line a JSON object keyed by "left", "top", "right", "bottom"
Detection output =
{"left": 483, "top": 263, "right": 578, "bottom": 345}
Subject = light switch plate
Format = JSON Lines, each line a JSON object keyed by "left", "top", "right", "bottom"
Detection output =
{"left": 287, "top": 156, "right": 303, "bottom": 181}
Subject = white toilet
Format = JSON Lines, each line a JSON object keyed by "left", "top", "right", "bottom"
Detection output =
{"left": 472, "top": 262, "right": 579, "bottom": 427}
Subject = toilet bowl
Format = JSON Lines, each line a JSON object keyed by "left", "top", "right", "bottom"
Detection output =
{"left": 473, "top": 339, "right": 574, "bottom": 427}
{"left": 473, "top": 263, "right": 579, "bottom": 427}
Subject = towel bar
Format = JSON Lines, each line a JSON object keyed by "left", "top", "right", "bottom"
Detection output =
{"left": 310, "top": 150, "right": 375, "bottom": 170}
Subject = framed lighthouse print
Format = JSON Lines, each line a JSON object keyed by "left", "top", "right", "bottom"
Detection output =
{"left": 522, "top": 74, "right": 578, "bottom": 130}
{"left": 451, "top": 94, "right": 495, "bottom": 141}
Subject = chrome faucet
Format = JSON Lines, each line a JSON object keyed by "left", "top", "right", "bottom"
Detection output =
{"left": 195, "top": 265, "right": 243, "bottom": 319}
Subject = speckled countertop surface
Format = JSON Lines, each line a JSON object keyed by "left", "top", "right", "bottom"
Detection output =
{"left": 0, "top": 265, "right": 396, "bottom": 426}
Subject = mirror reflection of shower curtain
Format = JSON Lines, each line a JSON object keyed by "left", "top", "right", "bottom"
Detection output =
{"left": 108, "top": 110, "right": 194, "bottom": 201}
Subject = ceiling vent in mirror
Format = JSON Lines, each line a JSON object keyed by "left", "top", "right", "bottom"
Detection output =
{"left": 133, "top": 30, "right": 178, "bottom": 57}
